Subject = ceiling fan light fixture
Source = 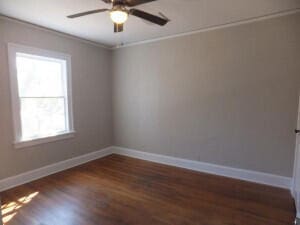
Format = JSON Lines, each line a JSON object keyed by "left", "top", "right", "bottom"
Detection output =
{"left": 110, "top": 9, "right": 128, "bottom": 24}
{"left": 67, "top": 0, "right": 170, "bottom": 33}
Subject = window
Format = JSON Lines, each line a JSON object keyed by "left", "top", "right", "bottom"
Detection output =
{"left": 8, "top": 43, "right": 74, "bottom": 148}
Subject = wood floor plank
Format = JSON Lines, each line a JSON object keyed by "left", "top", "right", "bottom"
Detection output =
{"left": 0, "top": 154, "right": 296, "bottom": 225}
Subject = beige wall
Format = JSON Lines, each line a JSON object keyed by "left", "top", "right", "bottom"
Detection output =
{"left": 113, "top": 13, "right": 300, "bottom": 177}
{"left": 0, "top": 13, "right": 299, "bottom": 180}
{"left": 0, "top": 18, "right": 113, "bottom": 180}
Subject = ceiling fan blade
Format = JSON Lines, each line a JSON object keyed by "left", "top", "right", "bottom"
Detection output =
{"left": 125, "top": 0, "right": 156, "bottom": 7}
{"left": 114, "top": 23, "right": 124, "bottom": 33}
{"left": 158, "top": 12, "right": 170, "bottom": 22}
{"left": 67, "top": 9, "right": 109, "bottom": 18}
{"left": 129, "top": 9, "right": 168, "bottom": 26}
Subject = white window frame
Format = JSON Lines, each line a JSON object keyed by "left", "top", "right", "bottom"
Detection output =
{"left": 8, "top": 43, "right": 75, "bottom": 149}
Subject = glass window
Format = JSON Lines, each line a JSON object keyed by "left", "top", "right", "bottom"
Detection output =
{"left": 8, "top": 44, "right": 74, "bottom": 148}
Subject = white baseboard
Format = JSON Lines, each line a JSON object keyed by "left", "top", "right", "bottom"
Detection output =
{"left": 0, "top": 146, "right": 113, "bottom": 192}
{"left": 113, "top": 146, "right": 291, "bottom": 189}
{"left": 0, "top": 145, "right": 292, "bottom": 192}
{"left": 294, "top": 190, "right": 300, "bottom": 218}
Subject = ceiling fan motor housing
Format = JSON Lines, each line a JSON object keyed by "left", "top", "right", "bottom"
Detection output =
{"left": 67, "top": 0, "right": 169, "bottom": 33}
{"left": 113, "top": 0, "right": 126, "bottom": 7}
{"left": 111, "top": 4, "right": 128, "bottom": 13}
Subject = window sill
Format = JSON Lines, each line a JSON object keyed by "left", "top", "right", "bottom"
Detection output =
{"left": 14, "top": 131, "right": 76, "bottom": 149}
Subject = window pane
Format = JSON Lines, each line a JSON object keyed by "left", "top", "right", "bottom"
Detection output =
{"left": 20, "top": 97, "right": 66, "bottom": 141}
{"left": 16, "top": 54, "right": 65, "bottom": 97}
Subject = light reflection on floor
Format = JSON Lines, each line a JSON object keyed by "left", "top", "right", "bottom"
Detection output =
{"left": 1, "top": 192, "right": 39, "bottom": 224}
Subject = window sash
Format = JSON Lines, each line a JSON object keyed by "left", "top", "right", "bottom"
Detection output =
{"left": 16, "top": 53, "right": 66, "bottom": 98}
{"left": 8, "top": 43, "right": 74, "bottom": 147}
{"left": 19, "top": 96, "right": 68, "bottom": 141}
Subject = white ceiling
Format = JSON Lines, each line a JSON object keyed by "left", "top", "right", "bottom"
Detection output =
{"left": 0, "top": 0, "right": 299, "bottom": 48}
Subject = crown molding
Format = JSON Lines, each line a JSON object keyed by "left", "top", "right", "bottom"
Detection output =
{"left": 0, "top": 14, "right": 112, "bottom": 50}
{"left": 1, "top": 8, "right": 299, "bottom": 51}
{"left": 113, "top": 8, "right": 300, "bottom": 49}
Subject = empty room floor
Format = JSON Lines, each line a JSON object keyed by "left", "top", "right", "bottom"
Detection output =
{"left": 0, "top": 154, "right": 295, "bottom": 225}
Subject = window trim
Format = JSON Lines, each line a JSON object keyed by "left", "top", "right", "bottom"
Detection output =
{"left": 8, "top": 43, "right": 75, "bottom": 149}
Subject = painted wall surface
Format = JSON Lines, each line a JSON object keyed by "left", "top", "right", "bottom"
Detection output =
{"left": 0, "top": 18, "right": 113, "bottom": 179}
{"left": 113, "top": 13, "right": 300, "bottom": 177}
{"left": 0, "top": 13, "right": 299, "bottom": 180}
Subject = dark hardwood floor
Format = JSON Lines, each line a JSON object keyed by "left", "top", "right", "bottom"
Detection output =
{"left": 0, "top": 154, "right": 296, "bottom": 225}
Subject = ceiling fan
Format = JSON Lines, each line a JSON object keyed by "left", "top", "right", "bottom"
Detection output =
{"left": 67, "top": 0, "right": 170, "bottom": 33}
